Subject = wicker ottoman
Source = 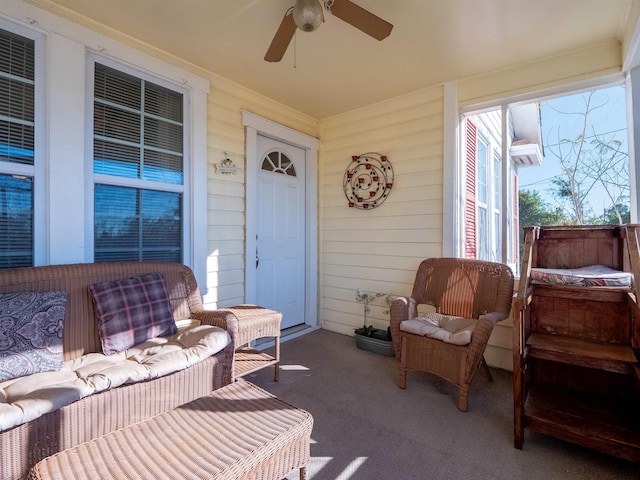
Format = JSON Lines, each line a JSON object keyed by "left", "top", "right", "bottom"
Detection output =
{"left": 27, "top": 380, "right": 313, "bottom": 480}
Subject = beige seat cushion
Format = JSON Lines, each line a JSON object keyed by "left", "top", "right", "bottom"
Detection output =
{"left": 0, "top": 370, "right": 94, "bottom": 431}
{"left": 400, "top": 313, "right": 477, "bottom": 345}
{"left": 126, "top": 325, "right": 231, "bottom": 378}
{"left": 0, "top": 325, "right": 230, "bottom": 432}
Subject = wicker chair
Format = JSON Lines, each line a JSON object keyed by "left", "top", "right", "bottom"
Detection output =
{"left": 391, "top": 258, "right": 514, "bottom": 411}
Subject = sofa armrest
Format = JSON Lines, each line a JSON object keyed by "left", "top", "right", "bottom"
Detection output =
{"left": 191, "top": 309, "right": 239, "bottom": 342}
{"left": 190, "top": 308, "right": 239, "bottom": 383}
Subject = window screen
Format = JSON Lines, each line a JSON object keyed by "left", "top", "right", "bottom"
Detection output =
{"left": 0, "top": 28, "right": 35, "bottom": 267}
{"left": 0, "top": 174, "right": 33, "bottom": 268}
{"left": 94, "top": 184, "right": 181, "bottom": 262}
{"left": 93, "top": 63, "right": 184, "bottom": 262}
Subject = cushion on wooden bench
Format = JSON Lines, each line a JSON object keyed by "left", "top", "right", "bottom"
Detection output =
{"left": 530, "top": 265, "right": 632, "bottom": 287}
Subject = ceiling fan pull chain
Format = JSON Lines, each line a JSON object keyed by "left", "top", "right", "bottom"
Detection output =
{"left": 293, "top": 29, "right": 297, "bottom": 69}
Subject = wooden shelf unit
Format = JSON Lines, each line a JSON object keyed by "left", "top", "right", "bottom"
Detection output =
{"left": 514, "top": 225, "right": 640, "bottom": 462}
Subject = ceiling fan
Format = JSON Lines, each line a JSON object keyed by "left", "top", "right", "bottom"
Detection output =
{"left": 264, "top": 0, "right": 393, "bottom": 62}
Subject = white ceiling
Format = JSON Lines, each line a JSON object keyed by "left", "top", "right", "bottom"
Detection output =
{"left": 40, "top": 0, "right": 635, "bottom": 119}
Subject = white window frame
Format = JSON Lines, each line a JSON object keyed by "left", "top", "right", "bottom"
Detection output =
{"left": 86, "top": 54, "right": 191, "bottom": 264}
{"left": 476, "top": 134, "right": 490, "bottom": 260}
{"left": 492, "top": 151, "right": 502, "bottom": 262}
{"left": 0, "top": 17, "right": 46, "bottom": 266}
{"left": 0, "top": 3, "right": 209, "bottom": 284}
{"left": 475, "top": 126, "right": 502, "bottom": 262}
{"left": 445, "top": 73, "right": 631, "bottom": 272}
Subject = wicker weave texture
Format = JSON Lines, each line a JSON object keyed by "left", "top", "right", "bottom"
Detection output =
{"left": 392, "top": 258, "right": 514, "bottom": 411}
{"left": 0, "top": 261, "right": 205, "bottom": 360}
{"left": 1, "top": 351, "right": 230, "bottom": 480}
{"left": 0, "top": 262, "right": 238, "bottom": 480}
{"left": 28, "top": 381, "right": 313, "bottom": 480}
{"left": 221, "top": 305, "right": 282, "bottom": 347}
{"left": 235, "top": 349, "right": 278, "bottom": 370}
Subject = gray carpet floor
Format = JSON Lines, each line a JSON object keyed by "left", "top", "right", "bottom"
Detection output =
{"left": 246, "top": 329, "right": 639, "bottom": 480}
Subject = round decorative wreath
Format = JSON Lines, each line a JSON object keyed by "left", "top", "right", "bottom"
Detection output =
{"left": 343, "top": 152, "right": 394, "bottom": 209}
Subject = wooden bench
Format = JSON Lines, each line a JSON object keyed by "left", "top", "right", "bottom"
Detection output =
{"left": 27, "top": 380, "right": 313, "bottom": 480}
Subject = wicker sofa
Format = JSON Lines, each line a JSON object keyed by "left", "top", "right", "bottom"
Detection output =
{"left": 0, "top": 261, "right": 243, "bottom": 480}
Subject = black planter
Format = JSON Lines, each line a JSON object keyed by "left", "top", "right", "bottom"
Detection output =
{"left": 355, "top": 330, "right": 394, "bottom": 357}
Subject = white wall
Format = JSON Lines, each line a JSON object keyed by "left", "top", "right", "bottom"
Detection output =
{"left": 3, "top": 0, "right": 636, "bottom": 370}
{"left": 0, "top": 0, "right": 319, "bottom": 309}
{"left": 319, "top": 40, "right": 627, "bottom": 370}
{"left": 201, "top": 75, "right": 318, "bottom": 307}
{"left": 1, "top": 1, "right": 210, "bottom": 280}
{"left": 319, "top": 86, "right": 444, "bottom": 335}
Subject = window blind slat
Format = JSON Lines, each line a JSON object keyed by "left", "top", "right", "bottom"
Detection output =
{"left": 145, "top": 82, "right": 182, "bottom": 122}
{"left": 0, "top": 174, "right": 33, "bottom": 268}
{"left": 94, "top": 139, "right": 140, "bottom": 179}
{"left": 0, "top": 32, "right": 34, "bottom": 80}
{"left": 0, "top": 28, "right": 35, "bottom": 268}
{"left": 93, "top": 63, "right": 184, "bottom": 263}
{"left": 94, "top": 64, "right": 140, "bottom": 110}
{"left": 0, "top": 30, "right": 35, "bottom": 170}
{"left": 0, "top": 120, "right": 34, "bottom": 164}
{"left": 143, "top": 149, "right": 183, "bottom": 184}
{"left": 94, "top": 103, "right": 141, "bottom": 144}
{"left": 144, "top": 117, "right": 183, "bottom": 153}
{"left": 0, "top": 78, "right": 34, "bottom": 121}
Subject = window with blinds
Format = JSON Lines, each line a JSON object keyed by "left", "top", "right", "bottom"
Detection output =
{"left": 0, "top": 28, "right": 35, "bottom": 268}
{"left": 93, "top": 63, "right": 184, "bottom": 262}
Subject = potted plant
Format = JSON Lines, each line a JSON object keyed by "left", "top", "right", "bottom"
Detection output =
{"left": 354, "top": 289, "right": 395, "bottom": 356}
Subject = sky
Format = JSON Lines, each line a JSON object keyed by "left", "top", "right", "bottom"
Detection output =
{"left": 517, "top": 84, "right": 629, "bottom": 217}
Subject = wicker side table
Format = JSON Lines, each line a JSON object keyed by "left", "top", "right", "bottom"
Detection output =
{"left": 223, "top": 305, "right": 282, "bottom": 381}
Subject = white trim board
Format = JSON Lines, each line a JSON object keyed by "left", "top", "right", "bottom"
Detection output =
{"left": 242, "top": 111, "right": 319, "bottom": 330}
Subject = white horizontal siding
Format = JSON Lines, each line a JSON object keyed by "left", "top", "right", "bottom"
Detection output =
{"left": 13, "top": 0, "right": 634, "bottom": 371}
{"left": 10, "top": 0, "right": 320, "bottom": 310}
{"left": 320, "top": 86, "right": 444, "bottom": 336}
{"left": 202, "top": 75, "right": 319, "bottom": 307}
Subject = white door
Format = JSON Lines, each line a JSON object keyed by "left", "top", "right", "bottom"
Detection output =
{"left": 256, "top": 135, "right": 306, "bottom": 329}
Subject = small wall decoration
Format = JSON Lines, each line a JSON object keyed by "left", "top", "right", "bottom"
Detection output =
{"left": 343, "top": 152, "right": 394, "bottom": 209}
{"left": 215, "top": 154, "right": 238, "bottom": 175}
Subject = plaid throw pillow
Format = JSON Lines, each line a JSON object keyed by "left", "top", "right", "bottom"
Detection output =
{"left": 89, "top": 272, "right": 177, "bottom": 355}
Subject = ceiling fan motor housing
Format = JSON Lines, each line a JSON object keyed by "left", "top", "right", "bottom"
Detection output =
{"left": 293, "top": 0, "right": 324, "bottom": 32}
{"left": 264, "top": 0, "right": 392, "bottom": 62}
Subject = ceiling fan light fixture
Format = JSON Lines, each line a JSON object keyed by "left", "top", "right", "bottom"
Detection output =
{"left": 292, "top": 0, "right": 324, "bottom": 32}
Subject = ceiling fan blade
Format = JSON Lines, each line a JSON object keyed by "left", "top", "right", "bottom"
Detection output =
{"left": 329, "top": 0, "right": 393, "bottom": 41}
{"left": 264, "top": 10, "right": 296, "bottom": 62}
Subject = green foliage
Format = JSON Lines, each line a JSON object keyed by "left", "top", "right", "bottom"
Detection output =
{"left": 519, "top": 189, "right": 567, "bottom": 227}
{"left": 354, "top": 325, "right": 375, "bottom": 337}
{"left": 597, "top": 203, "right": 630, "bottom": 224}
{"left": 518, "top": 189, "right": 568, "bottom": 260}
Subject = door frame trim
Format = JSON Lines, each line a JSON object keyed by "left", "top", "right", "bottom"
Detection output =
{"left": 242, "top": 111, "right": 319, "bottom": 329}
